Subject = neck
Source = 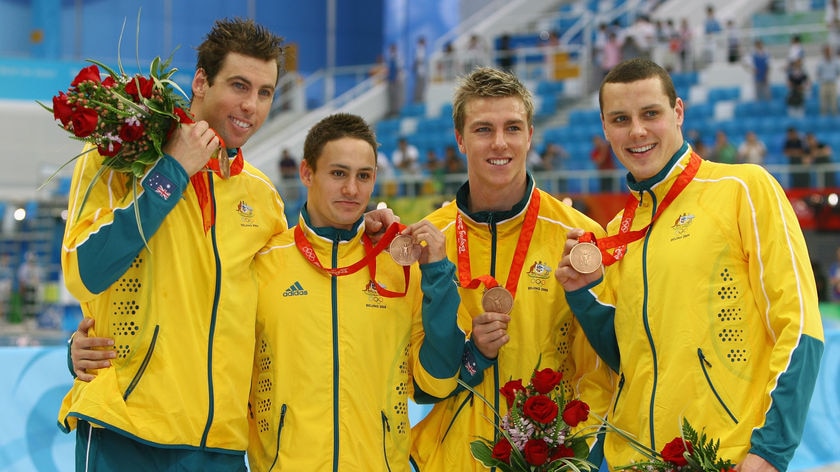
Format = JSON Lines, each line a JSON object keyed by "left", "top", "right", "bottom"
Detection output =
{"left": 467, "top": 178, "right": 528, "bottom": 213}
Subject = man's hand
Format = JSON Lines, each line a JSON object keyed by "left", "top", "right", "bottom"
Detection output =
{"left": 554, "top": 228, "right": 604, "bottom": 292}
{"left": 162, "top": 121, "right": 220, "bottom": 177}
{"left": 735, "top": 453, "right": 778, "bottom": 472}
{"left": 70, "top": 318, "right": 116, "bottom": 382}
{"left": 400, "top": 219, "right": 446, "bottom": 264}
{"left": 364, "top": 203, "right": 400, "bottom": 244}
{"left": 471, "top": 312, "right": 511, "bottom": 359}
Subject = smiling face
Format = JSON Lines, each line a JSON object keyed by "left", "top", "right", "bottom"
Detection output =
{"left": 191, "top": 52, "right": 277, "bottom": 149}
{"left": 456, "top": 96, "right": 533, "bottom": 211}
{"left": 601, "top": 76, "right": 684, "bottom": 181}
{"left": 300, "top": 137, "right": 377, "bottom": 230}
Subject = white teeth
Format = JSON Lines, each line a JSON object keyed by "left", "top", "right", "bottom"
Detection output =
{"left": 488, "top": 159, "right": 509, "bottom": 166}
{"left": 231, "top": 117, "right": 251, "bottom": 129}
{"left": 630, "top": 144, "right": 654, "bottom": 153}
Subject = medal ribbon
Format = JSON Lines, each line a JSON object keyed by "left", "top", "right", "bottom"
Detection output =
{"left": 362, "top": 237, "right": 411, "bottom": 298}
{"left": 295, "top": 222, "right": 410, "bottom": 297}
{"left": 582, "top": 152, "right": 701, "bottom": 265}
{"left": 455, "top": 190, "right": 541, "bottom": 299}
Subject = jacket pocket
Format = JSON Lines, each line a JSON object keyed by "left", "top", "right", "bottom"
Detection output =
{"left": 697, "top": 348, "right": 739, "bottom": 424}
{"left": 441, "top": 391, "right": 473, "bottom": 443}
{"left": 123, "top": 324, "right": 159, "bottom": 400}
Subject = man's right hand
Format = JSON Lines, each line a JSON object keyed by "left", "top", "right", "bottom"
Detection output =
{"left": 471, "top": 312, "right": 511, "bottom": 359}
{"left": 162, "top": 121, "right": 220, "bottom": 177}
{"left": 554, "top": 228, "right": 604, "bottom": 292}
{"left": 70, "top": 318, "right": 116, "bottom": 382}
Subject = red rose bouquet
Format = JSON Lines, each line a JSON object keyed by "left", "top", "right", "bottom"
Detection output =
{"left": 41, "top": 55, "right": 190, "bottom": 179}
{"left": 460, "top": 365, "right": 600, "bottom": 472}
{"left": 38, "top": 17, "right": 193, "bottom": 242}
{"left": 612, "top": 418, "right": 735, "bottom": 472}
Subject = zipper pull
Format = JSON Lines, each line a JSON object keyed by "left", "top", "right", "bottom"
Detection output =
{"left": 698, "top": 348, "right": 712, "bottom": 367}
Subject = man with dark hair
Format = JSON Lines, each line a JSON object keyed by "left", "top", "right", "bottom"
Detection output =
{"left": 557, "top": 57, "right": 824, "bottom": 472}
{"left": 59, "top": 19, "right": 287, "bottom": 471}
{"left": 247, "top": 113, "right": 463, "bottom": 469}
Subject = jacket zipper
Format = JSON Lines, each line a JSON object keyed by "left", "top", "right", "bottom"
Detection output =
{"left": 612, "top": 373, "right": 625, "bottom": 415}
{"left": 697, "top": 348, "right": 739, "bottom": 424}
{"left": 268, "top": 404, "right": 287, "bottom": 472}
{"left": 381, "top": 411, "right": 393, "bottom": 471}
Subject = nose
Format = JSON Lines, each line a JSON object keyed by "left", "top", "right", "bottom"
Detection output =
{"left": 629, "top": 118, "right": 647, "bottom": 138}
{"left": 490, "top": 129, "right": 507, "bottom": 150}
{"left": 241, "top": 91, "right": 257, "bottom": 114}
{"left": 343, "top": 178, "right": 358, "bottom": 196}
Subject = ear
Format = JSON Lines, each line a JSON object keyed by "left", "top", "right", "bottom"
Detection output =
{"left": 455, "top": 130, "right": 466, "bottom": 155}
{"left": 300, "top": 160, "right": 313, "bottom": 187}
{"left": 192, "top": 68, "right": 209, "bottom": 99}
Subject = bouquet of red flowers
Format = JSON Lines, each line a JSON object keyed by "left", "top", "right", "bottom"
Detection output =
{"left": 612, "top": 418, "right": 735, "bottom": 472}
{"left": 41, "top": 55, "right": 190, "bottom": 179}
{"left": 461, "top": 365, "right": 599, "bottom": 472}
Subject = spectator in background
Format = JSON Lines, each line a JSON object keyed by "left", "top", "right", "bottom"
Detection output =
{"left": 496, "top": 33, "right": 515, "bottom": 72}
{"left": 437, "top": 41, "right": 459, "bottom": 82}
{"left": 594, "top": 23, "right": 610, "bottom": 74}
{"left": 786, "top": 58, "right": 809, "bottom": 118}
{"left": 426, "top": 148, "right": 446, "bottom": 193}
{"left": 784, "top": 126, "right": 810, "bottom": 188}
{"left": 368, "top": 54, "right": 387, "bottom": 83}
{"left": 746, "top": 39, "right": 772, "bottom": 101}
{"left": 412, "top": 36, "right": 429, "bottom": 104}
{"left": 725, "top": 19, "right": 741, "bottom": 63}
{"left": 816, "top": 44, "right": 840, "bottom": 116}
{"left": 709, "top": 129, "right": 737, "bottom": 164}
{"left": 462, "top": 33, "right": 490, "bottom": 74}
{"left": 738, "top": 130, "right": 767, "bottom": 165}
{"left": 788, "top": 34, "right": 805, "bottom": 67}
{"left": 702, "top": 4, "right": 722, "bottom": 64}
{"left": 392, "top": 136, "right": 422, "bottom": 195}
{"left": 590, "top": 135, "right": 617, "bottom": 192}
{"left": 442, "top": 145, "right": 467, "bottom": 194}
{"left": 17, "top": 251, "right": 42, "bottom": 320}
{"left": 387, "top": 43, "right": 405, "bottom": 118}
{"left": 805, "top": 132, "right": 835, "bottom": 188}
{"left": 600, "top": 30, "right": 623, "bottom": 79}
{"left": 0, "top": 253, "right": 12, "bottom": 321}
{"left": 827, "top": 0, "right": 840, "bottom": 54}
{"left": 542, "top": 29, "right": 560, "bottom": 80}
{"left": 278, "top": 148, "right": 300, "bottom": 201}
{"left": 678, "top": 17, "right": 694, "bottom": 71}
{"left": 661, "top": 19, "right": 680, "bottom": 72}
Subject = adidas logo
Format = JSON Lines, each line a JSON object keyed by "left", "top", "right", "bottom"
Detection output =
{"left": 282, "top": 281, "right": 308, "bottom": 297}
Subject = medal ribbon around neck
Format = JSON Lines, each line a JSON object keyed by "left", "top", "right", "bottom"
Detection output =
{"left": 295, "top": 222, "right": 410, "bottom": 297}
{"left": 581, "top": 152, "right": 701, "bottom": 265}
{"left": 455, "top": 190, "right": 541, "bottom": 299}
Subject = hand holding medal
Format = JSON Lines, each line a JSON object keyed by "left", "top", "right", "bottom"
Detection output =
{"left": 569, "top": 232, "right": 603, "bottom": 274}
{"left": 388, "top": 219, "right": 448, "bottom": 266}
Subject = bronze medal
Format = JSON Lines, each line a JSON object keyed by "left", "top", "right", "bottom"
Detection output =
{"left": 569, "top": 242, "right": 602, "bottom": 274}
{"left": 218, "top": 153, "right": 231, "bottom": 179}
{"left": 481, "top": 286, "right": 513, "bottom": 314}
{"left": 389, "top": 234, "right": 421, "bottom": 266}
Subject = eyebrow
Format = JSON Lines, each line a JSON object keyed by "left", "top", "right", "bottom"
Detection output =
{"left": 227, "top": 74, "right": 276, "bottom": 92}
{"left": 328, "top": 163, "right": 375, "bottom": 173}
